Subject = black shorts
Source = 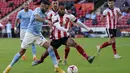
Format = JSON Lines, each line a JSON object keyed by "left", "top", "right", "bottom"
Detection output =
{"left": 106, "top": 29, "right": 117, "bottom": 38}
{"left": 50, "top": 37, "right": 69, "bottom": 49}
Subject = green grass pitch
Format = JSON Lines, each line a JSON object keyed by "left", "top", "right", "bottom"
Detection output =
{"left": 0, "top": 38, "right": 130, "bottom": 73}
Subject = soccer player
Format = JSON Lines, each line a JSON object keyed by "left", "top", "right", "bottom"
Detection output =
{"left": 47, "top": 0, "right": 70, "bottom": 64}
{"left": 3, "top": 1, "right": 65, "bottom": 73}
{"left": 15, "top": 3, "right": 37, "bottom": 60}
{"left": 32, "top": 2, "right": 95, "bottom": 66}
{"left": 97, "top": 0, "right": 122, "bottom": 59}
{"left": 6, "top": 20, "right": 12, "bottom": 38}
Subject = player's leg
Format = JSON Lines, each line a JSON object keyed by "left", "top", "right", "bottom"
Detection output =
{"left": 3, "top": 49, "right": 26, "bottom": 73}
{"left": 10, "top": 32, "right": 12, "bottom": 38}
{"left": 33, "top": 35, "right": 65, "bottom": 73}
{"left": 66, "top": 37, "right": 95, "bottom": 64}
{"left": 3, "top": 32, "right": 34, "bottom": 73}
{"left": 62, "top": 45, "right": 70, "bottom": 65}
{"left": 20, "top": 29, "right": 26, "bottom": 60}
{"left": 53, "top": 48, "right": 62, "bottom": 63}
{"left": 32, "top": 39, "right": 61, "bottom": 65}
{"left": 31, "top": 43, "right": 37, "bottom": 60}
{"left": 49, "top": 39, "right": 61, "bottom": 62}
{"left": 111, "top": 29, "right": 121, "bottom": 59}
{"left": 7, "top": 33, "right": 10, "bottom": 38}
{"left": 97, "top": 29, "right": 113, "bottom": 54}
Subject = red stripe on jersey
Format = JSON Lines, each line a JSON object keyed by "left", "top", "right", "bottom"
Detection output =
{"left": 58, "top": 16, "right": 63, "bottom": 39}
{"left": 108, "top": 12, "right": 111, "bottom": 29}
{"left": 64, "top": 17, "right": 69, "bottom": 37}
{"left": 112, "top": 10, "right": 115, "bottom": 29}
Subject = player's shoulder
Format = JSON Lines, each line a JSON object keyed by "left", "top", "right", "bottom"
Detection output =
{"left": 114, "top": 7, "right": 120, "bottom": 10}
{"left": 104, "top": 8, "right": 110, "bottom": 11}
{"left": 65, "top": 13, "right": 75, "bottom": 18}
{"left": 34, "top": 7, "right": 40, "bottom": 11}
{"left": 18, "top": 9, "right": 24, "bottom": 13}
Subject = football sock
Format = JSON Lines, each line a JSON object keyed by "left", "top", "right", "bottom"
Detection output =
{"left": 48, "top": 46, "right": 58, "bottom": 65}
{"left": 32, "top": 43, "right": 36, "bottom": 57}
{"left": 64, "top": 47, "right": 70, "bottom": 59}
{"left": 53, "top": 49, "right": 60, "bottom": 60}
{"left": 10, "top": 53, "right": 21, "bottom": 67}
{"left": 76, "top": 45, "right": 88, "bottom": 60}
{"left": 112, "top": 42, "right": 117, "bottom": 55}
{"left": 100, "top": 42, "right": 111, "bottom": 49}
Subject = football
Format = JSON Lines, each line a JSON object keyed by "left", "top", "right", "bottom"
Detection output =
{"left": 67, "top": 65, "right": 78, "bottom": 73}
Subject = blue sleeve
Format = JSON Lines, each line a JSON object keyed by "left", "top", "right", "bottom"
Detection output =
{"left": 17, "top": 11, "right": 21, "bottom": 19}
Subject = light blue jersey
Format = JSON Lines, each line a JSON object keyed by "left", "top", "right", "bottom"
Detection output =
{"left": 27, "top": 7, "right": 46, "bottom": 35}
{"left": 17, "top": 9, "right": 32, "bottom": 29}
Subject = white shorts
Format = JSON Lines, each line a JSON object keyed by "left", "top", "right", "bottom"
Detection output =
{"left": 21, "top": 31, "right": 47, "bottom": 49}
{"left": 20, "top": 29, "right": 26, "bottom": 40}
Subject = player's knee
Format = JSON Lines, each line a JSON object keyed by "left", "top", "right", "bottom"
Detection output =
{"left": 42, "top": 41, "right": 50, "bottom": 49}
{"left": 19, "top": 49, "right": 26, "bottom": 56}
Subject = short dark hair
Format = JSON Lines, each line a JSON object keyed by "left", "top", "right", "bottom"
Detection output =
{"left": 59, "top": 2, "right": 64, "bottom": 6}
{"left": 52, "top": 0, "right": 58, "bottom": 1}
{"left": 41, "top": 0, "right": 50, "bottom": 5}
{"left": 108, "top": 0, "right": 114, "bottom": 2}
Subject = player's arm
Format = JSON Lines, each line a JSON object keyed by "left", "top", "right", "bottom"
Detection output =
{"left": 35, "top": 14, "right": 48, "bottom": 22}
{"left": 53, "top": 19, "right": 68, "bottom": 32}
{"left": 117, "top": 8, "right": 123, "bottom": 20}
{"left": 70, "top": 14, "right": 91, "bottom": 31}
{"left": 14, "top": 11, "right": 21, "bottom": 31}
{"left": 99, "top": 10, "right": 107, "bottom": 23}
{"left": 34, "top": 8, "right": 48, "bottom": 23}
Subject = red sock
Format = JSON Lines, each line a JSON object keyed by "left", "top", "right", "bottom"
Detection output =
{"left": 39, "top": 50, "right": 49, "bottom": 63}
{"left": 54, "top": 49, "right": 60, "bottom": 60}
{"left": 112, "top": 42, "right": 117, "bottom": 55}
{"left": 76, "top": 45, "right": 88, "bottom": 60}
{"left": 64, "top": 47, "right": 70, "bottom": 59}
{"left": 100, "top": 42, "right": 111, "bottom": 49}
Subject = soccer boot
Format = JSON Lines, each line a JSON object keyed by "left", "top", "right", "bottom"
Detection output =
{"left": 21, "top": 55, "right": 26, "bottom": 60}
{"left": 3, "top": 65, "right": 11, "bottom": 73}
{"left": 55, "top": 67, "right": 65, "bottom": 73}
{"left": 114, "top": 54, "right": 122, "bottom": 59}
{"left": 62, "top": 59, "right": 67, "bottom": 65}
{"left": 88, "top": 56, "right": 95, "bottom": 64}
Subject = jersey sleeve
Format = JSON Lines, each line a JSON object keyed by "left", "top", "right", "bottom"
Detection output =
{"left": 117, "top": 8, "right": 122, "bottom": 15}
{"left": 69, "top": 14, "right": 77, "bottom": 22}
{"left": 33, "top": 8, "right": 41, "bottom": 16}
{"left": 46, "top": 11, "right": 53, "bottom": 20}
{"left": 103, "top": 10, "right": 107, "bottom": 16}
{"left": 16, "top": 11, "right": 21, "bottom": 19}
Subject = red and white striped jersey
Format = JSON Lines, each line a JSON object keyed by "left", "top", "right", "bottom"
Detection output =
{"left": 47, "top": 9, "right": 58, "bottom": 21}
{"left": 103, "top": 7, "right": 122, "bottom": 29}
{"left": 51, "top": 13, "right": 77, "bottom": 39}
{"left": 46, "top": 9, "right": 58, "bottom": 39}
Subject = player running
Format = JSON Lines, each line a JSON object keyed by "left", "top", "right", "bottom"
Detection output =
{"left": 32, "top": 2, "right": 95, "bottom": 66}
{"left": 47, "top": 0, "right": 70, "bottom": 64}
{"left": 3, "top": 1, "right": 65, "bottom": 73}
{"left": 15, "top": 3, "right": 37, "bottom": 60}
{"left": 97, "top": 0, "right": 122, "bottom": 59}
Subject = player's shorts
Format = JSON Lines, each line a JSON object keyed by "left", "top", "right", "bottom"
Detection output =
{"left": 20, "top": 29, "right": 26, "bottom": 40}
{"left": 106, "top": 29, "right": 117, "bottom": 38}
{"left": 50, "top": 37, "right": 69, "bottom": 49}
{"left": 21, "top": 31, "right": 47, "bottom": 49}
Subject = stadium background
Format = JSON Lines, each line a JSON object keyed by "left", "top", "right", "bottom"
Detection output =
{"left": 0, "top": 0, "right": 130, "bottom": 73}
{"left": 0, "top": 0, "right": 130, "bottom": 38}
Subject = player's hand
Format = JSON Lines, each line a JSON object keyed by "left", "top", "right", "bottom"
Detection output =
{"left": 14, "top": 27, "right": 18, "bottom": 34}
